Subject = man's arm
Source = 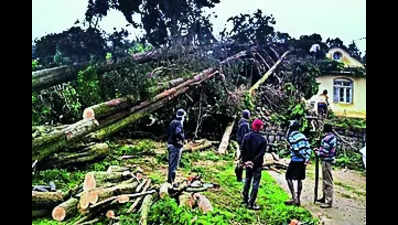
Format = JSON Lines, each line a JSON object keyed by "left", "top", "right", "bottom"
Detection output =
{"left": 253, "top": 140, "right": 267, "bottom": 163}
{"left": 175, "top": 124, "right": 184, "bottom": 145}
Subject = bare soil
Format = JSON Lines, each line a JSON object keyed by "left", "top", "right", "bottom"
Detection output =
{"left": 268, "top": 163, "right": 366, "bottom": 225}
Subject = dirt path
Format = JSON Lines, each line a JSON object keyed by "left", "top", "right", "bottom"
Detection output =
{"left": 268, "top": 163, "right": 366, "bottom": 225}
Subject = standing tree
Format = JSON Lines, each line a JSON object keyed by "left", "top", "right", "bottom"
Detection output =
{"left": 347, "top": 41, "right": 362, "bottom": 61}
{"left": 220, "top": 9, "right": 276, "bottom": 46}
{"left": 84, "top": 0, "right": 220, "bottom": 47}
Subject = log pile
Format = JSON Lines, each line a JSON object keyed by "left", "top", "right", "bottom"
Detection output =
{"left": 32, "top": 165, "right": 218, "bottom": 224}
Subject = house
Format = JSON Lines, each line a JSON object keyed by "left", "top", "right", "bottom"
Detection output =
{"left": 308, "top": 47, "right": 366, "bottom": 119}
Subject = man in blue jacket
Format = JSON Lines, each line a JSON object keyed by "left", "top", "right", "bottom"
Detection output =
{"left": 167, "top": 109, "right": 186, "bottom": 184}
{"left": 235, "top": 109, "right": 251, "bottom": 182}
{"left": 285, "top": 120, "right": 312, "bottom": 206}
{"left": 315, "top": 123, "right": 337, "bottom": 208}
{"left": 240, "top": 119, "right": 268, "bottom": 210}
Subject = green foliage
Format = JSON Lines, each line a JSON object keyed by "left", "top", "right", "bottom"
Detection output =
{"left": 221, "top": 9, "right": 276, "bottom": 46}
{"left": 105, "top": 52, "right": 112, "bottom": 60}
{"left": 128, "top": 43, "right": 153, "bottom": 55}
{"left": 32, "top": 92, "right": 52, "bottom": 125}
{"left": 32, "top": 168, "right": 85, "bottom": 192}
{"left": 149, "top": 196, "right": 233, "bottom": 225}
{"left": 32, "top": 59, "right": 40, "bottom": 71}
{"left": 242, "top": 91, "right": 255, "bottom": 112}
{"left": 76, "top": 65, "right": 103, "bottom": 106}
{"left": 335, "top": 150, "right": 364, "bottom": 171}
{"left": 62, "top": 84, "right": 82, "bottom": 119}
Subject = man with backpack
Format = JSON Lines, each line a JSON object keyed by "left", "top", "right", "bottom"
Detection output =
{"left": 167, "top": 109, "right": 186, "bottom": 184}
{"left": 314, "top": 123, "right": 337, "bottom": 208}
{"left": 285, "top": 120, "right": 312, "bottom": 206}
{"left": 240, "top": 119, "right": 268, "bottom": 210}
{"left": 235, "top": 109, "right": 251, "bottom": 182}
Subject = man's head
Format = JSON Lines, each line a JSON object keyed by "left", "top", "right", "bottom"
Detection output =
{"left": 176, "top": 109, "right": 186, "bottom": 120}
{"left": 251, "top": 119, "right": 264, "bottom": 132}
{"left": 288, "top": 120, "right": 300, "bottom": 131}
{"left": 323, "top": 123, "right": 333, "bottom": 132}
{"left": 322, "top": 89, "right": 328, "bottom": 95}
{"left": 242, "top": 109, "right": 250, "bottom": 119}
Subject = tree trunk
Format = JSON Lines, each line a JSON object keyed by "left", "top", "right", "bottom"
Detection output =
{"left": 83, "top": 171, "right": 132, "bottom": 191}
{"left": 249, "top": 50, "right": 291, "bottom": 96}
{"left": 79, "top": 182, "right": 139, "bottom": 210}
{"left": 32, "top": 119, "right": 99, "bottom": 162}
{"left": 139, "top": 194, "right": 154, "bottom": 225}
{"left": 193, "top": 193, "right": 213, "bottom": 213}
{"left": 32, "top": 64, "right": 87, "bottom": 92}
{"left": 159, "top": 183, "right": 172, "bottom": 199}
{"left": 217, "top": 120, "right": 236, "bottom": 154}
{"left": 32, "top": 191, "right": 65, "bottom": 218}
{"left": 32, "top": 191, "right": 65, "bottom": 208}
{"left": 52, "top": 197, "right": 79, "bottom": 221}
{"left": 39, "top": 143, "right": 109, "bottom": 169}
{"left": 83, "top": 77, "right": 189, "bottom": 120}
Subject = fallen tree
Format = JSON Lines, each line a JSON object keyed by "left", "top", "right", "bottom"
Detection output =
{"left": 38, "top": 143, "right": 109, "bottom": 169}
{"left": 217, "top": 119, "right": 236, "bottom": 154}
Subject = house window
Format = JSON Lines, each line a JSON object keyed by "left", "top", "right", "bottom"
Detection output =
{"left": 333, "top": 78, "right": 353, "bottom": 104}
{"left": 333, "top": 51, "right": 342, "bottom": 61}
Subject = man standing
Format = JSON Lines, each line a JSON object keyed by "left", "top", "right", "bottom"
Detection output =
{"left": 167, "top": 109, "right": 186, "bottom": 184}
{"left": 235, "top": 109, "right": 251, "bottom": 182}
{"left": 240, "top": 119, "right": 267, "bottom": 210}
{"left": 315, "top": 124, "right": 337, "bottom": 208}
{"left": 317, "top": 90, "right": 329, "bottom": 117}
{"left": 285, "top": 120, "right": 312, "bottom": 206}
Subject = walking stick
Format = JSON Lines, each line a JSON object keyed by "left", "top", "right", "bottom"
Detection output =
{"left": 314, "top": 154, "right": 319, "bottom": 203}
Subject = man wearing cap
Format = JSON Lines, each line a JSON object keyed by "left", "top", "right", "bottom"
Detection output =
{"left": 240, "top": 119, "right": 268, "bottom": 210}
{"left": 285, "top": 120, "right": 312, "bottom": 206}
{"left": 167, "top": 109, "right": 186, "bottom": 184}
{"left": 235, "top": 109, "right": 251, "bottom": 182}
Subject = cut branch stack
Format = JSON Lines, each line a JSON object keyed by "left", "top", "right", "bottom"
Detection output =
{"left": 33, "top": 165, "right": 219, "bottom": 224}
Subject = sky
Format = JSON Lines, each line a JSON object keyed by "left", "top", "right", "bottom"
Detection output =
{"left": 32, "top": 0, "right": 366, "bottom": 54}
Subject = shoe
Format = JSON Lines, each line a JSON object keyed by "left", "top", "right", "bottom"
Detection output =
{"left": 249, "top": 203, "right": 261, "bottom": 210}
{"left": 284, "top": 199, "right": 296, "bottom": 205}
{"left": 315, "top": 197, "right": 325, "bottom": 203}
{"left": 320, "top": 203, "right": 332, "bottom": 208}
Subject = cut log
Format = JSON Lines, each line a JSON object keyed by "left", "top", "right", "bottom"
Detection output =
{"left": 193, "top": 193, "right": 213, "bottom": 213}
{"left": 39, "top": 143, "right": 109, "bottom": 169}
{"left": 179, "top": 193, "right": 195, "bottom": 208}
{"left": 83, "top": 171, "right": 131, "bottom": 191}
{"left": 139, "top": 194, "right": 154, "bottom": 225}
{"left": 32, "top": 63, "right": 87, "bottom": 91}
{"left": 217, "top": 120, "right": 236, "bottom": 154}
{"left": 52, "top": 197, "right": 79, "bottom": 221}
{"left": 159, "top": 183, "right": 172, "bottom": 199}
{"left": 93, "top": 181, "right": 139, "bottom": 204}
{"left": 83, "top": 77, "right": 190, "bottom": 120}
{"left": 183, "top": 139, "right": 217, "bottom": 152}
{"left": 32, "top": 119, "right": 99, "bottom": 162}
{"left": 127, "top": 179, "right": 152, "bottom": 213}
{"left": 32, "top": 191, "right": 65, "bottom": 218}
{"left": 32, "top": 191, "right": 65, "bottom": 208}
{"left": 106, "top": 165, "right": 130, "bottom": 173}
